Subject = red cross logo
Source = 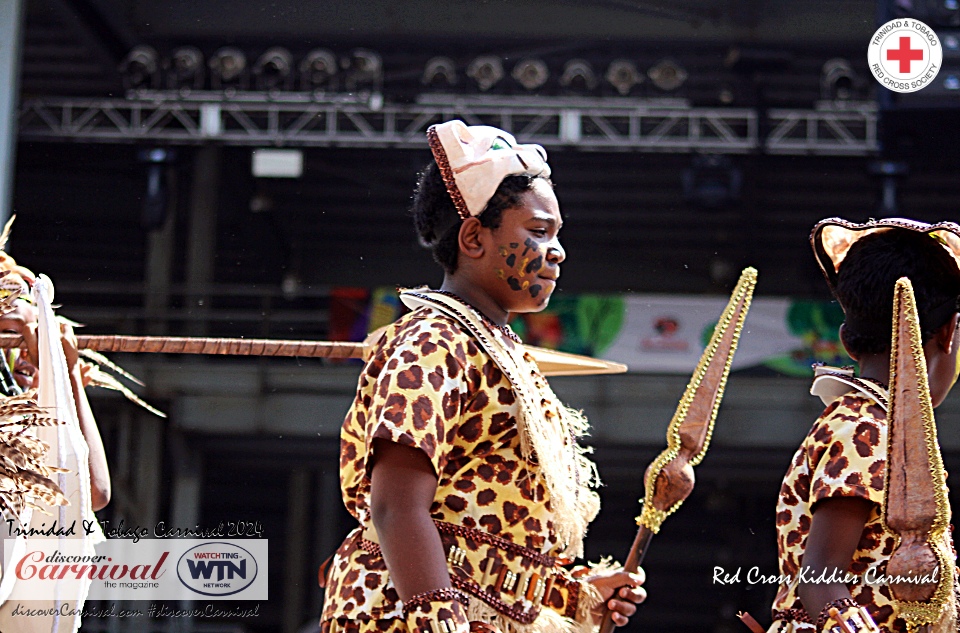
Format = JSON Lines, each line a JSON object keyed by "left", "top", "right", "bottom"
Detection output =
{"left": 887, "top": 36, "right": 924, "bottom": 73}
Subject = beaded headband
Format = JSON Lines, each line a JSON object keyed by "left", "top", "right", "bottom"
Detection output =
{"left": 427, "top": 120, "right": 550, "bottom": 220}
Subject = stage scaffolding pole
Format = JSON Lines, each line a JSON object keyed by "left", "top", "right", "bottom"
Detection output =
{"left": 0, "top": 0, "right": 25, "bottom": 229}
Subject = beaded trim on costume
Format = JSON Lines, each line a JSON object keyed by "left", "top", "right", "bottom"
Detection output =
{"left": 358, "top": 519, "right": 567, "bottom": 625}
{"left": 815, "top": 598, "right": 859, "bottom": 632}
{"left": 402, "top": 588, "right": 471, "bottom": 615}
{"left": 431, "top": 289, "right": 522, "bottom": 343}
{"left": 427, "top": 126, "right": 471, "bottom": 220}
{"left": 359, "top": 519, "right": 557, "bottom": 567}
{"left": 400, "top": 289, "right": 600, "bottom": 558}
{"left": 772, "top": 608, "right": 813, "bottom": 625}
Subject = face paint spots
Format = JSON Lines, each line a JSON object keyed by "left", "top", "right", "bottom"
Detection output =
{"left": 507, "top": 276, "right": 530, "bottom": 292}
{"left": 500, "top": 238, "right": 547, "bottom": 299}
{"left": 524, "top": 256, "right": 543, "bottom": 275}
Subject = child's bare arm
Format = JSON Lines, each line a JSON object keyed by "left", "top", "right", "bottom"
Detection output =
{"left": 797, "top": 496, "right": 874, "bottom": 621}
{"left": 369, "top": 439, "right": 452, "bottom": 600}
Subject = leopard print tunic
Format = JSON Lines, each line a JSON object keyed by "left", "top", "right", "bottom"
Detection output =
{"left": 769, "top": 389, "right": 954, "bottom": 633}
{"left": 321, "top": 306, "right": 589, "bottom": 630}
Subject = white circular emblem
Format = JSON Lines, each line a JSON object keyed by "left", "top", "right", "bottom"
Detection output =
{"left": 868, "top": 18, "right": 943, "bottom": 93}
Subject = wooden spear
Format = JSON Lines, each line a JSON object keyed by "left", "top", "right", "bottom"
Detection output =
{"left": 0, "top": 333, "right": 627, "bottom": 377}
{"left": 597, "top": 267, "right": 756, "bottom": 633}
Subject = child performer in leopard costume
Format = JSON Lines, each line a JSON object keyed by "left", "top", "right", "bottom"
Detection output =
{"left": 320, "top": 121, "right": 645, "bottom": 633}
{"left": 767, "top": 218, "right": 960, "bottom": 633}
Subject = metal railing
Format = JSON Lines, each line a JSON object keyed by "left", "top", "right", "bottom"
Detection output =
{"left": 18, "top": 93, "right": 879, "bottom": 155}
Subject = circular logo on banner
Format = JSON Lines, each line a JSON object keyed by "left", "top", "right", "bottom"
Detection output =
{"left": 177, "top": 542, "right": 259, "bottom": 597}
{"left": 869, "top": 18, "right": 942, "bottom": 93}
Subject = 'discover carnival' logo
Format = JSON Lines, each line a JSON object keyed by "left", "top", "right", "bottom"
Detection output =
{"left": 176, "top": 542, "right": 258, "bottom": 597}
{"left": 869, "top": 18, "right": 943, "bottom": 93}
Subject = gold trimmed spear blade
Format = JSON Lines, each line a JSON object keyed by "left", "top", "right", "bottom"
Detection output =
{"left": 883, "top": 277, "right": 955, "bottom": 633}
{"left": 598, "top": 266, "right": 757, "bottom": 633}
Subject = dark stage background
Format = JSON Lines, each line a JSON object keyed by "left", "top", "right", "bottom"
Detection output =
{"left": 8, "top": 1, "right": 960, "bottom": 632}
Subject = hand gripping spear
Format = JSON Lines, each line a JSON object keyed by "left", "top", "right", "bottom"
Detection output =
{"left": 597, "top": 267, "right": 757, "bottom": 633}
{"left": 883, "top": 278, "right": 955, "bottom": 633}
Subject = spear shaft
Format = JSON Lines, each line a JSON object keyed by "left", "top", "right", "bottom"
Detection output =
{"left": 0, "top": 334, "right": 367, "bottom": 359}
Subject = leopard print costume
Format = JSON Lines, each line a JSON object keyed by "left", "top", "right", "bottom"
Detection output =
{"left": 768, "top": 383, "right": 956, "bottom": 633}
{"left": 321, "top": 303, "right": 599, "bottom": 632}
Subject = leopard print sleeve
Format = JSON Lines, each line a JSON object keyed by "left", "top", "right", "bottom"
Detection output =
{"left": 807, "top": 395, "right": 886, "bottom": 509}
{"left": 364, "top": 316, "right": 469, "bottom": 478}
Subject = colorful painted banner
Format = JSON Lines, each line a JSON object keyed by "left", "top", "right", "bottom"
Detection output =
{"left": 331, "top": 287, "right": 851, "bottom": 376}
{"left": 598, "top": 296, "right": 849, "bottom": 375}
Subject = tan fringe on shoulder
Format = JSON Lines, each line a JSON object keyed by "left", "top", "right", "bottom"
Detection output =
{"left": 400, "top": 290, "right": 601, "bottom": 558}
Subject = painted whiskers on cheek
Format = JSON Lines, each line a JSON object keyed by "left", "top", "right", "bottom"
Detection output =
{"left": 498, "top": 239, "right": 547, "bottom": 299}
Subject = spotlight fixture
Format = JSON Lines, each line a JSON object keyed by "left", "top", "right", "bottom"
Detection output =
{"left": 648, "top": 59, "right": 688, "bottom": 91}
{"left": 137, "top": 148, "right": 176, "bottom": 231}
{"left": 299, "top": 48, "right": 338, "bottom": 91}
{"left": 604, "top": 59, "right": 641, "bottom": 96}
{"left": 209, "top": 47, "right": 248, "bottom": 90}
{"left": 820, "top": 58, "right": 856, "bottom": 101}
{"left": 512, "top": 58, "right": 549, "bottom": 91}
{"left": 937, "top": 0, "right": 960, "bottom": 26}
{"left": 166, "top": 46, "right": 204, "bottom": 91}
{"left": 422, "top": 56, "right": 457, "bottom": 88}
{"left": 467, "top": 56, "right": 504, "bottom": 92}
{"left": 120, "top": 45, "right": 160, "bottom": 91}
{"left": 682, "top": 154, "right": 741, "bottom": 209}
{"left": 254, "top": 47, "right": 293, "bottom": 91}
{"left": 344, "top": 49, "right": 383, "bottom": 92}
{"left": 559, "top": 59, "right": 598, "bottom": 92}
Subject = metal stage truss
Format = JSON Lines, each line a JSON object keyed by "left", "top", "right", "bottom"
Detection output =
{"left": 17, "top": 93, "right": 879, "bottom": 155}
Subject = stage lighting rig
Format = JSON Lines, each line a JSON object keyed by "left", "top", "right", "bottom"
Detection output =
{"left": 254, "top": 47, "right": 294, "bottom": 91}
{"left": 299, "top": 48, "right": 338, "bottom": 92}
{"left": 512, "top": 58, "right": 549, "bottom": 91}
{"left": 559, "top": 59, "right": 599, "bottom": 92}
{"left": 344, "top": 49, "right": 383, "bottom": 93}
{"left": 209, "top": 47, "right": 248, "bottom": 90}
{"left": 467, "top": 56, "right": 504, "bottom": 91}
{"left": 422, "top": 56, "right": 457, "bottom": 88}
{"left": 166, "top": 46, "right": 204, "bottom": 92}
{"left": 605, "top": 59, "right": 641, "bottom": 95}
{"left": 648, "top": 59, "right": 688, "bottom": 91}
{"left": 894, "top": 0, "right": 960, "bottom": 26}
{"left": 820, "top": 58, "right": 856, "bottom": 101}
{"left": 120, "top": 45, "right": 160, "bottom": 92}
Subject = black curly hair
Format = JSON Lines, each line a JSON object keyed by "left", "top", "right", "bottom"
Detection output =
{"left": 411, "top": 161, "right": 552, "bottom": 274}
{"left": 835, "top": 229, "right": 960, "bottom": 356}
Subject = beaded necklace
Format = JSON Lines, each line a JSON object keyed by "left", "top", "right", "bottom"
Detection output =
{"left": 431, "top": 289, "right": 522, "bottom": 343}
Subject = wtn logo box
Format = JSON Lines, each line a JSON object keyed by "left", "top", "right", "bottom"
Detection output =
{"left": 177, "top": 543, "right": 259, "bottom": 597}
